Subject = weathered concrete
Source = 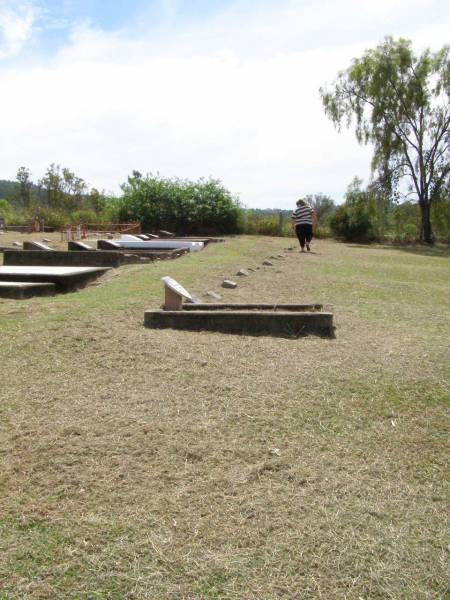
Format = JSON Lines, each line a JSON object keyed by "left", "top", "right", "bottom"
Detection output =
{"left": 68, "top": 240, "right": 93, "bottom": 251}
{"left": 0, "top": 281, "right": 55, "bottom": 299}
{"left": 23, "top": 241, "right": 53, "bottom": 251}
{"left": 184, "top": 303, "right": 323, "bottom": 311}
{"left": 144, "top": 307, "right": 334, "bottom": 338}
{"left": 0, "top": 266, "right": 110, "bottom": 292}
{"left": 119, "top": 235, "right": 204, "bottom": 252}
{"left": 97, "top": 240, "right": 187, "bottom": 259}
{"left": 4, "top": 250, "right": 125, "bottom": 268}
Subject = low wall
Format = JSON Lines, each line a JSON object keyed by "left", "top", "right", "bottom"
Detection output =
{"left": 144, "top": 308, "right": 334, "bottom": 338}
{"left": 3, "top": 250, "right": 125, "bottom": 268}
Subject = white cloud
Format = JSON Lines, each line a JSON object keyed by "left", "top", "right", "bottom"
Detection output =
{"left": 0, "top": 1, "right": 37, "bottom": 59}
{"left": 0, "top": 0, "right": 448, "bottom": 207}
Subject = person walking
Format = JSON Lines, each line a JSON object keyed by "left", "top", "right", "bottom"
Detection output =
{"left": 291, "top": 199, "right": 317, "bottom": 252}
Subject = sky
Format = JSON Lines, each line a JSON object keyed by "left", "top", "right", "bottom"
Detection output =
{"left": 0, "top": 0, "right": 448, "bottom": 208}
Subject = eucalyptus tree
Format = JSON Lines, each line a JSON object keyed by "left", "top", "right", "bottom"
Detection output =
{"left": 320, "top": 37, "right": 449, "bottom": 243}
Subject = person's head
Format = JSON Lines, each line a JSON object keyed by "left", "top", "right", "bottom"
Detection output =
{"left": 296, "top": 198, "right": 307, "bottom": 207}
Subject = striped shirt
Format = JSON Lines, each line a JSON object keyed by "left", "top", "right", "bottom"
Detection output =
{"left": 292, "top": 204, "right": 313, "bottom": 225}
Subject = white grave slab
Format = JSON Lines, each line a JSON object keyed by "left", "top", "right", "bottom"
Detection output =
{"left": 119, "top": 235, "right": 204, "bottom": 252}
{"left": 0, "top": 266, "right": 105, "bottom": 275}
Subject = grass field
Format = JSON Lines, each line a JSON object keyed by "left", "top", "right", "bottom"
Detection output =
{"left": 0, "top": 236, "right": 449, "bottom": 599}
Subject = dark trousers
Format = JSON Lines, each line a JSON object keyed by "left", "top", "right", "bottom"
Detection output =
{"left": 295, "top": 224, "right": 313, "bottom": 248}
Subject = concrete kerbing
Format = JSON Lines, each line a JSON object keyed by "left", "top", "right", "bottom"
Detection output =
{"left": 0, "top": 281, "right": 55, "bottom": 299}
{"left": 144, "top": 308, "right": 334, "bottom": 338}
{"left": 4, "top": 250, "right": 125, "bottom": 268}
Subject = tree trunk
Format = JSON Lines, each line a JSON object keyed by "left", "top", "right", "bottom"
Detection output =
{"left": 419, "top": 200, "right": 433, "bottom": 244}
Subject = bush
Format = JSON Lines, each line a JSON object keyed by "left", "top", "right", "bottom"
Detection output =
{"left": 329, "top": 204, "right": 374, "bottom": 242}
{"left": 119, "top": 173, "right": 243, "bottom": 235}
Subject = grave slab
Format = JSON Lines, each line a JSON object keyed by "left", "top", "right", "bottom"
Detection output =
{"left": 4, "top": 250, "right": 124, "bottom": 268}
{"left": 23, "top": 241, "right": 53, "bottom": 251}
{"left": 0, "top": 266, "right": 110, "bottom": 292}
{"left": 144, "top": 307, "right": 334, "bottom": 338}
{"left": 0, "top": 281, "right": 55, "bottom": 299}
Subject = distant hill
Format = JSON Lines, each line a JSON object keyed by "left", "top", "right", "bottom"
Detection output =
{"left": 0, "top": 179, "right": 18, "bottom": 200}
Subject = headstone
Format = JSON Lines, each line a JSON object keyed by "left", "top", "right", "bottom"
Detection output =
{"left": 12, "top": 241, "right": 22, "bottom": 247}
{"left": 162, "top": 276, "right": 193, "bottom": 310}
{"left": 236, "top": 268, "right": 249, "bottom": 276}
{"left": 43, "top": 238, "right": 52, "bottom": 243}
{"left": 206, "top": 291, "right": 222, "bottom": 300}
{"left": 185, "top": 294, "right": 200, "bottom": 304}
{"left": 222, "top": 279, "right": 237, "bottom": 289}
{"left": 23, "top": 241, "right": 53, "bottom": 251}
{"left": 262, "top": 260, "right": 273, "bottom": 266}
{"left": 247, "top": 267, "right": 256, "bottom": 272}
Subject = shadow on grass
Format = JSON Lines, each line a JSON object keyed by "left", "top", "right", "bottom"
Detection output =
{"left": 345, "top": 242, "right": 450, "bottom": 259}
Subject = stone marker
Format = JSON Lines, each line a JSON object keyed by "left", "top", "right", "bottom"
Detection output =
{"left": 43, "top": 238, "right": 52, "bottom": 243}
{"left": 236, "top": 268, "right": 249, "bottom": 276}
{"left": 222, "top": 279, "right": 237, "bottom": 289}
{"left": 247, "top": 267, "right": 256, "bottom": 272}
{"left": 206, "top": 290, "right": 222, "bottom": 300}
{"left": 13, "top": 241, "right": 22, "bottom": 247}
{"left": 185, "top": 294, "right": 200, "bottom": 304}
{"left": 23, "top": 241, "right": 53, "bottom": 251}
{"left": 162, "top": 276, "right": 193, "bottom": 310}
{"left": 262, "top": 260, "right": 273, "bottom": 266}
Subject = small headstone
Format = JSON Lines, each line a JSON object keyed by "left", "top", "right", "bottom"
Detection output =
{"left": 222, "top": 279, "right": 237, "bottom": 289}
{"left": 12, "top": 241, "right": 22, "bottom": 247}
{"left": 43, "top": 238, "right": 52, "bottom": 243}
{"left": 162, "top": 276, "right": 193, "bottom": 310}
{"left": 247, "top": 267, "right": 256, "bottom": 272}
{"left": 206, "top": 290, "right": 222, "bottom": 300}
{"left": 262, "top": 260, "right": 273, "bottom": 266}
{"left": 236, "top": 268, "right": 249, "bottom": 276}
{"left": 277, "top": 254, "right": 284, "bottom": 258}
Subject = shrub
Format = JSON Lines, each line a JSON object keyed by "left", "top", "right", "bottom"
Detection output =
{"left": 119, "top": 173, "right": 243, "bottom": 235}
{"left": 329, "top": 204, "right": 374, "bottom": 242}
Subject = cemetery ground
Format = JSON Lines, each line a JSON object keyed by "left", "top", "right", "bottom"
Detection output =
{"left": 0, "top": 236, "right": 448, "bottom": 600}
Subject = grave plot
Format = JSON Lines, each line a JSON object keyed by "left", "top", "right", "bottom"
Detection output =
{"left": 23, "top": 240, "right": 53, "bottom": 251}
{"left": 3, "top": 249, "right": 127, "bottom": 268}
{"left": 97, "top": 239, "right": 189, "bottom": 259}
{"left": 0, "top": 266, "right": 110, "bottom": 293}
{"left": 144, "top": 277, "right": 334, "bottom": 338}
{"left": 118, "top": 235, "right": 205, "bottom": 252}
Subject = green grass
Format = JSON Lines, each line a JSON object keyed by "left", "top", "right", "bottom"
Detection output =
{"left": 0, "top": 237, "right": 449, "bottom": 599}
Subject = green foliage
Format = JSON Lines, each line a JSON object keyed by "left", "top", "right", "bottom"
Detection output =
{"left": 119, "top": 173, "right": 243, "bottom": 235}
{"left": 329, "top": 178, "right": 375, "bottom": 242}
{"left": 243, "top": 209, "right": 293, "bottom": 237}
{"left": 0, "top": 198, "right": 27, "bottom": 225}
{"left": 320, "top": 37, "right": 450, "bottom": 243}
{"left": 305, "top": 193, "right": 336, "bottom": 225}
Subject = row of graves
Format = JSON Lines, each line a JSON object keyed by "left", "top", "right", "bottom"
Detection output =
{"left": 0, "top": 232, "right": 224, "bottom": 299}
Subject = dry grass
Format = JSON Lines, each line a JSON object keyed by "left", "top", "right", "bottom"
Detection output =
{"left": 0, "top": 237, "right": 449, "bottom": 599}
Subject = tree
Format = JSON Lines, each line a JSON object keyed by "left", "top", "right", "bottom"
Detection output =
{"left": 304, "top": 193, "right": 336, "bottom": 223}
{"left": 16, "top": 167, "right": 33, "bottom": 209}
{"left": 320, "top": 37, "right": 449, "bottom": 243}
